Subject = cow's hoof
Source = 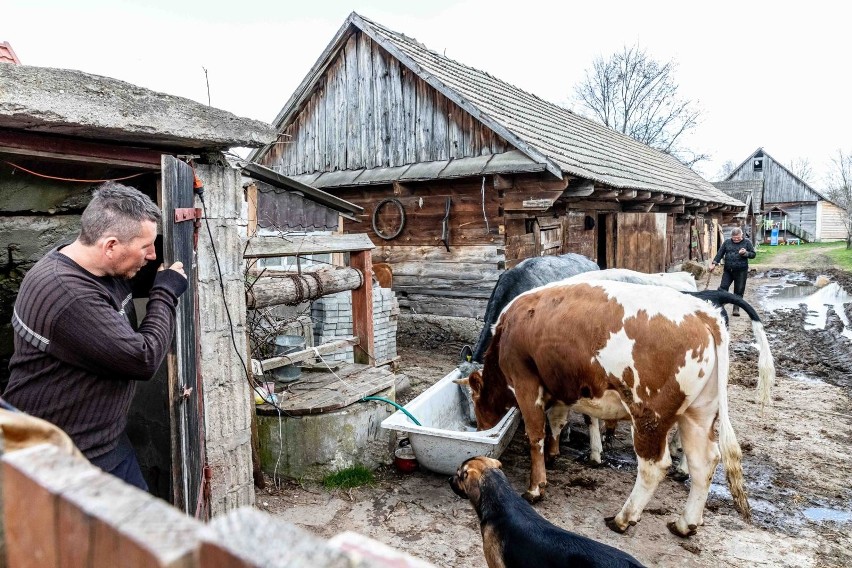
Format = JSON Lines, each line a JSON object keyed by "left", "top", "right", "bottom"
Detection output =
{"left": 667, "top": 521, "right": 697, "bottom": 538}
{"left": 604, "top": 516, "right": 628, "bottom": 534}
{"left": 545, "top": 455, "right": 558, "bottom": 469}
{"left": 585, "top": 458, "right": 602, "bottom": 469}
{"left": 522, "top": 491, "right": 543, "bottom": 504}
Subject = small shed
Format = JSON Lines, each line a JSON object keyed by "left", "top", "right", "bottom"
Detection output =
{"left": 250, "top": 12, "right": 743, "bottom": 318}
{"left": 721, "top": 148, "right": 847, "bottom": 242}
{"left": 0, "top": 63, "right": 276, "bottom": 518}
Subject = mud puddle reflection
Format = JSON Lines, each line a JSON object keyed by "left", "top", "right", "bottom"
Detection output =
{"left": 763, "top": 279, "right": 852, "bottom": 339}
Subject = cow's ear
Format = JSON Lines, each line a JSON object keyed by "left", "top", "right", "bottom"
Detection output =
{"left": 468, "top": 370, "right": 483, "bottom": 394}
{"left": 453, "top": 377, "right": 470, "bottom": 386}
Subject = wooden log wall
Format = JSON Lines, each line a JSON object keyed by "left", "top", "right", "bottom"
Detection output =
{"left": 260, "top": 31, "right": 509, "bottom": 176}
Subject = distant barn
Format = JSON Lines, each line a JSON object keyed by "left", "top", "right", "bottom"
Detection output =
{"left": 715, "top": 148, "right": 846, "bottom": 243}
{"left": 251, "top": 12, "right": 743, "bottom": 317}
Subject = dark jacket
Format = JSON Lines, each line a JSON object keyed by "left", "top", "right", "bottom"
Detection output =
{"left": 713, "top": 237, "right": 756, "bottom": 271}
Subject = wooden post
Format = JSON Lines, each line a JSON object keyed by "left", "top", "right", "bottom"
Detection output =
{"left": 246, "top": 183, "right": 258, "bottom": 238}
{"left": 350, "top": 250, "right": 374, "bottom": 366}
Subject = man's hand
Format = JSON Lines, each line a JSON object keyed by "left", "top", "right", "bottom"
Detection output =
{"left": 738, "top": 248, "right": 747, "bottom": 256}
{"left": 708, "top": 261, "right": 716, "bottom": 271}
{"left": 159, "top": 261, "right": 187, "bottom": 279}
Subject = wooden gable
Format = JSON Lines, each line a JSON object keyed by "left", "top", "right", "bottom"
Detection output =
{"left": 260, "top": 30, "right": 509, "bottom": 177}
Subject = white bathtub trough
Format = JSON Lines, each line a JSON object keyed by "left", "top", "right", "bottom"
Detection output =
{"left": 381, "top": 369, "right": 520, "bottom": 475}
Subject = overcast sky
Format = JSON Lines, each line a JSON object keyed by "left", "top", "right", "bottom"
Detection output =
{"left": 3, "top": 0, "right": 848, "bottom": 185}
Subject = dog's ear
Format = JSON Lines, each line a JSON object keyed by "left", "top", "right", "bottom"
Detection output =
{"left": 481, "top": 457, "right": 502, "bottom": 470}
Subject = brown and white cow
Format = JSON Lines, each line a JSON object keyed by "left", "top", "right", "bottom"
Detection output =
{"left": 465, "top": 279, "right": 774, "bottom": 537}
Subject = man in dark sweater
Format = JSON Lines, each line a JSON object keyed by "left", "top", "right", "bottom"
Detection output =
{"left": 4, "top": 182, "right": 187, "bottom": 490}
{"left": 709, "top": 227, "right": 756, "bottom": 316}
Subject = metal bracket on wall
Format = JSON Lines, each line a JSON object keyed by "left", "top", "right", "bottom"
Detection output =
{"left": 174, "top": 207, "right": 203, "bottom": 250}
{"left": 441, "top": 197, "right": 451, "bottom": 252}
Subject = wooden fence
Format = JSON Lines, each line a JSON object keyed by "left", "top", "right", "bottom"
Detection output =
{"left": 1, "top": 444, "right": 432, "bottom": 568}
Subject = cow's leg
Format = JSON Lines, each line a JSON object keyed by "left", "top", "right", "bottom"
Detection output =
{"left": 668, "top": 407, "right": 720, "bottom": 537}
{"left": 516, "top": 384, "right": 549, "bottom": 503}
{"left": 669, "top": 426, "right": 690, "bottom": 481}
{"left": 606, "top": 426, "right": 671, "bottom": 533}
{"left": 603, "top": 420, "right": 618, "bottom": 451}
{"left": 545, "top": 402, "right": 570, "bottom": 467}
{"left": 588, "top": 416, "right": 603, "bottom": 465}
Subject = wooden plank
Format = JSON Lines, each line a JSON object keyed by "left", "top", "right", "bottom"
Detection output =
{"left": 246, "top": 183, "right": 258, "bottom": 238}
{"left": 350, "top": 250, "right": 374, "bottom": 366}
{"left": 388, "top": 58, "right": 404, "bottom": 167}
{"left": 373, "top": 41, "right": 389, "bottom": 167}
{"left": 259, "top": 337, "right": 359, "bottom": 372}
{"left": 359, "top": 32, "right": 374, "bottom": 169}
{"left": 433, "top": 91, "right": 449, "bottom": 160}
{"left": 345, "top": 34, "right": 360, "bottom": 170}
{"left": 257, "top": 364, "right": 395, "bottom": 415}
{"left": 448, "top": 101, "right": 464, "bottom": 159}
{"left": 402, "top": 67, "right": 417, "bottom": 164}
{"left": 244, "top": 233, "right": 375, "bottom": 257}
{"left": 334, "top": 57, "right": 347, "bottom": 171}
{"left": 0, "top": 130, "right": 162, "bottom": 169}
{"left": 415, "top": 76, "right": 433, "bottom": 162}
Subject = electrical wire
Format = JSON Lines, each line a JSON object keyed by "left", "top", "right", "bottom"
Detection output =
{"left": 3, "top": 161, "right": 149, "bottom": 183}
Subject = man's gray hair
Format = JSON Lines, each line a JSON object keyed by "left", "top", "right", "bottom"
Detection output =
{"left": 731, "top": 227, "right": 744, "bottom": 236}
{"left": 79, "top": 182, "right": 161, "bottom": 245}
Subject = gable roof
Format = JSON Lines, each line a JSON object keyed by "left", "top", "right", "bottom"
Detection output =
{"left": 726, "top": 147, "right": 837, "bottom": 205}
{"left": 253, "top": 12, "right": 741, "bottom": 208}
{"left": 0, "top": 42, "right": 20, "bottom": 64}
{"left": 713, "top": 179, "right": 763, "bottom": 213}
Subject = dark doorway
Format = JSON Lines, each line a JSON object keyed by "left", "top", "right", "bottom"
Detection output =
{"left": 597, "top": 214, "right": 608, "bottom": 268}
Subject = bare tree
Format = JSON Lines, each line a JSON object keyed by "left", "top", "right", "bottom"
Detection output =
{"left": 826, "top": 149, "right": 852, "bottom": 249}
{"left": 715, "top": 160, "right": 737, "bottom": 181}
{"left": 788, "top": 157, "right": 814, "bottom": 184}
{"left": 572, "top": 44, "right": 708, "bottom": 168}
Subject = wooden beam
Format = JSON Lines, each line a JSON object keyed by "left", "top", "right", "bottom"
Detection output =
{"left": 564, "top": 179, "right": 595, "bottom": 197}
{"left": 244, "top": 233, "right": 375, "bottom": 258}
{"left": 593, "top": 189, "right": 620, "bottom": 199}
{"left": 0, "top": 130, "right": 163, "bottom": 169}
{"left": 247, "top": 267, "right": 363, "bottom": 309}
{"left": 350, "top": 250, "right": 375, "bottom": 366}
{"left": 655, "top": 205, "right": 685, "bottom": 214}
{"left": 623, "top": 202, "right": 655, "bottom": 212}
{"left": 246, "top": 183, "right": 258, "bottom": 239}
{"left": 617, "top": 190, "right": 637, "bottom": 200}
{"left": 619, "top": 190, "right": 652, "bottom": 201}
{"left": 564, "top": 200, "right": 621, "bottom": 211}
{"left": 258, "top": 337, "right": 360, "bottom": 372}
{"left": 493, "top": 174, "right": 514, "bottom": 190}
{"left": 658, "top": 195, "right": 677, "bottom": 204}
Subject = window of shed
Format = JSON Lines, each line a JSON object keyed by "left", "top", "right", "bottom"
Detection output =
{"left": 753, "top": 158, "right": 763, "bottom": 172}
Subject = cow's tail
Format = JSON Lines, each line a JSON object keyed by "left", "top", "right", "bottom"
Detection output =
{"left": 716, "top": 325, "right": 752, "bottom": 522}
{"left": 688, "top": 290, "right": 776, "bottom": 409}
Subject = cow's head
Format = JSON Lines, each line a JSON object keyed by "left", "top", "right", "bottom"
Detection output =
{"left": 455, "top": 369, "right": 506, "bottom": 430}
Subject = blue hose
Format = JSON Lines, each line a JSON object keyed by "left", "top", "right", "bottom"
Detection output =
{"left": 361, "top": 396, "right": 422, "bottom": 426}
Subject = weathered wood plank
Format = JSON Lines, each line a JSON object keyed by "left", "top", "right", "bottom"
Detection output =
{"left": 448, "top": 100, "right": 464, "bottom": 159}
{"left": 350, "top": 250, "right": 374, "bottom": 365}
{"left": 244, "top": 233, "right": 375, "bottom": 257}
{"left": 345, "top": 34, "right": 360, "bottom": 170}
{"left": 258, "top": 337, "right": 359, "bottom": 372}
{"left": 373, "top": 244, "right": 502, "bottom": 264}
{"left": 402, "top": 67, "right": 417, "bottom": 164}
{"left": 334, "top": 57, "right": 347, "bottom": 171}
{"left": 433, "top": 91, "right": 449, "bottom": 160}
{"left": 388, "top": 58, "right": 404, "bottom": 167}
{"left": 373, "top": 41, "right": 389, "bottom": 168}
{"left": 415, "top": 76, "right": 433, "bottom": 162}
{"left": 359, "top": 33, "right": 375, "bottom": 169}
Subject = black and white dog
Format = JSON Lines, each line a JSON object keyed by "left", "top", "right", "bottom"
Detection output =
{"left": 450, "top": 457, "right": 646, "bottom": 568}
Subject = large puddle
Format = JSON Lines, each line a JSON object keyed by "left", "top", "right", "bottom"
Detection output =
{"left": 762, "top": 280, "right": 852, "bottom": 339}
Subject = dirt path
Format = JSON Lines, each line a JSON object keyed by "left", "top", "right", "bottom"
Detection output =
{"left": 259, "top": 267, "right": 852, "bottom": 567}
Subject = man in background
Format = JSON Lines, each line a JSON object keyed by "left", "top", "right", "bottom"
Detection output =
{"left": 709, "top": 227, "right": 756, "bottom": 316}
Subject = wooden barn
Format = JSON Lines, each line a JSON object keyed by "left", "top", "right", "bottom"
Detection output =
{"left": 717, "top": 148, "right": 847, "bottom": 243}
{"left": 250, "top": 12, "right": 743, "bottom": 318}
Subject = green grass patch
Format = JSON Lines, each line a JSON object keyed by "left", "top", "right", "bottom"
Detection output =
{"left": 825, "top": 244, "right": 852, "bottom": 270}
{"left": 322, "top": 466, "right": 375, "bottom": 489}
{"left": 752, "top": 241, "right": 850, "bottom": 267}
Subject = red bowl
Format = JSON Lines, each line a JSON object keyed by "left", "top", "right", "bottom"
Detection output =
{"left": 394, "top": 447, "right": 418, "bottom": 473}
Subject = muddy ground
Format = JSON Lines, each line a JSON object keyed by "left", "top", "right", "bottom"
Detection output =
{"left": 258, "top": 259, "right": 852, "bottom": 567}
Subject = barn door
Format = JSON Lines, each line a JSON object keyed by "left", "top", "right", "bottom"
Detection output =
{"left": 615, "top": 212, "right": 668, "bottom": 273}
{"left": 161, "top": 156, "right": 207, "bottom": 517}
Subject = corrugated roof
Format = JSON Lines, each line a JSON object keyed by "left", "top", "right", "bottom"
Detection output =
{"left": 0, "top": 42, "right": 20, "bottom": 64}
{"left": 257, "top": 13, "right": 741, "bottom": 208}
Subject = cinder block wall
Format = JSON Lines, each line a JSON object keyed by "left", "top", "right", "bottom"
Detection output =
{"left": 195, "top": 164, "right": 254, "bottom": 515}
{"left": 311, "top": 287, "right": 399, "bottom": 364}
